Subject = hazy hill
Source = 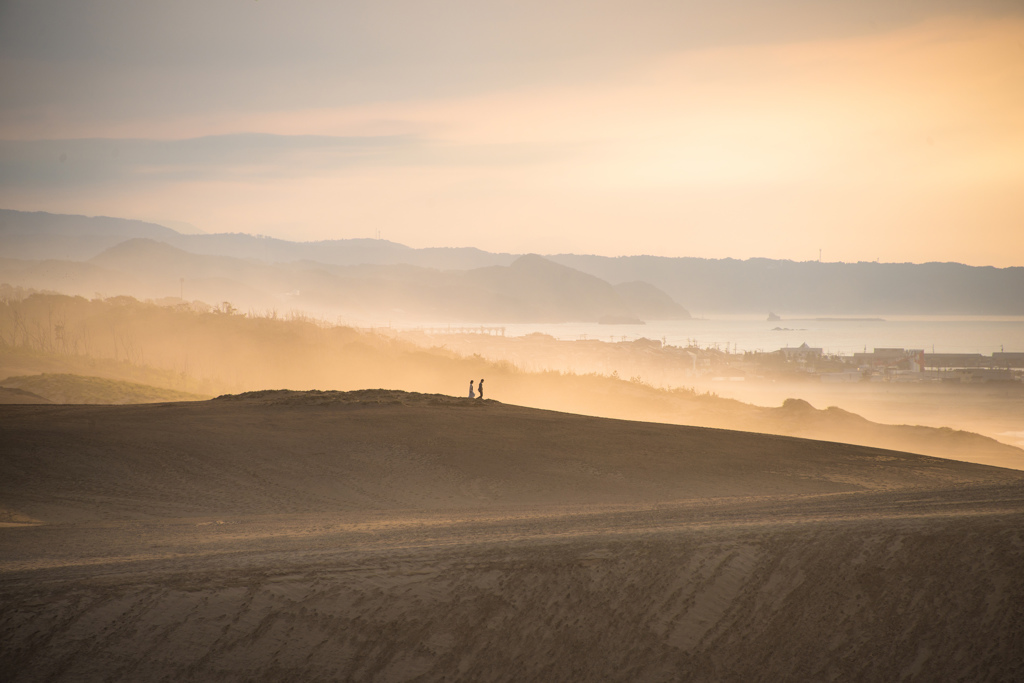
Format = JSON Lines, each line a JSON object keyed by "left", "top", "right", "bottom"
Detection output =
{"left": 292, "top": 254, "right": 678, "bottom": 323}
{"left": 8, "top": 240, "right": 689, "bottom": 323}
{"left": 172, "top": 234, "right": 517, "bottom": 270}
{"left": 463, "top": 254, "right": 638, "bottom": 323}
{"left": 548, "top": 254, "right": 1024, "bottom": 315}
{"left": 613, "top": 280, "right": 691, "bottom": 320}
{"left": 0, "top": 209, "right": 180, "bottom": 261}
{"left": 3, "top": 209, "right": 1022, "bottom": 314}
{"left": 0, "top": 257, "right": 142, "bottom": 299}
{"left": 88, "top": 238, "right": 283, "bottom": 308}
{"left": 0, "top": 209, "right": 513, "bottom": 270}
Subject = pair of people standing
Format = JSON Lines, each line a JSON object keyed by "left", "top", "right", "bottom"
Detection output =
{"left": 468, "top": 379, "right": 484, "bottom": 399}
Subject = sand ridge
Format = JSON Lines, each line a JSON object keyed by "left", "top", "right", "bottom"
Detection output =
{"left": 2, "top": 390, "right": 1023, "bottom": 681}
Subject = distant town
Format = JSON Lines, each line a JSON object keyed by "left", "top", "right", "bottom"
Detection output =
{"left": 399, "top": 328, "right": 1024, "bottom": 386}
{"left": 748, "top": 344, "right": 1024, "bottom": 384}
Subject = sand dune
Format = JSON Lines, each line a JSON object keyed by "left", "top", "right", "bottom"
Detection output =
{"left": 0, "top": 387, "right": 49, "bottom": 404}
{"left": 2, "top": 391, "right": 1023, "bottom": 681}
{"left": 0, "top": 373, "right": 209, "bottom": 405}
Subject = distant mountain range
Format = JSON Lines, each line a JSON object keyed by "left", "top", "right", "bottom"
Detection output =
{"left": 2, "top": 209, "right": 1022, "bottom": 316}
{"left": 0, "top": 209, "right": 514, "bottom": 269}
{"left": 0, "top": 211, "right": 687, "bottom": 323}
{"left": 547, "top": 255, "right": 1024, "bottom": 316}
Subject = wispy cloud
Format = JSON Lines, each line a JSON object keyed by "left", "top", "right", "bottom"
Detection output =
{"left": 0, "top": 134, "right": 420, "bottom": 186}
{"left": 1, "top": 3, "right": 1022, "bottom": 264}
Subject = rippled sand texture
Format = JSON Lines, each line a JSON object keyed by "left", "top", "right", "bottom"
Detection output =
{"left": 2, "top": 390, "right": 1023, "bottom": 681}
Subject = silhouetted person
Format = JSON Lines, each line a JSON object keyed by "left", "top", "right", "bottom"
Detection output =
{"left": 478, "top": 378, "right": 484, "bottom": 399}
{"left": 468, "top": 380, "right": 475, "bottom": 399}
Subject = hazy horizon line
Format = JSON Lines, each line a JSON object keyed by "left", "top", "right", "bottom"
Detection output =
{"left": 3, "top": 207, "right": 1020, "bottom": 270}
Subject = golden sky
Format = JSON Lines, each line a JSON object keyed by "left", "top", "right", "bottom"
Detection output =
{"left": 1, "top": 2, "right": 1022, "bottom": 265}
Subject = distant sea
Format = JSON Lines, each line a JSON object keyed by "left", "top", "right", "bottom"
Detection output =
{"left": 391, "top": 316, "right": 1024, "bottom": 355}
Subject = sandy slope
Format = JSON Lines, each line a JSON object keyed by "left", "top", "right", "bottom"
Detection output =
{"left": 0, "top": 387, "right": 49, "bottom": 404}
{"left": 0, "top": 373, "right": 210, "bottom": 405}
{"left": 2, "top": 390, "right": 1023, "bottom": 681}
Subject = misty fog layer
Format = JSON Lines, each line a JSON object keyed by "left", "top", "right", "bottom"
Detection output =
{"left": 1, "top": 293, "right": 1021, "bottom": 471}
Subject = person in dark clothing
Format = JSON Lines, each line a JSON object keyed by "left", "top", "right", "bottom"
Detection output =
{"left": 477, "top": 378, "right": 484, "bottom": 399}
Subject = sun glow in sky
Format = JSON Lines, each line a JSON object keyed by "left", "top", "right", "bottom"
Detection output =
{"left": 1, "top": 1, "right": 1022, "bottom": 265}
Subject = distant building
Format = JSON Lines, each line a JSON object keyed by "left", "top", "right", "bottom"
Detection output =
{"left": 993, "top": 352, "right": 1024, "bottom": 369}
{"left": 953, "top": 368, "right": 1015, "bottom": 383}
{"left": 854, "top": 348, "right": 925, "bottom": 372}
{"left": 923, "top": 354, "right": 988, "bottom": 370}
{"left": 820, "top": 371, "right": 862, "bottom": 383}
{"left": 779, "top": 342, "right": 822, "bottom": 360}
